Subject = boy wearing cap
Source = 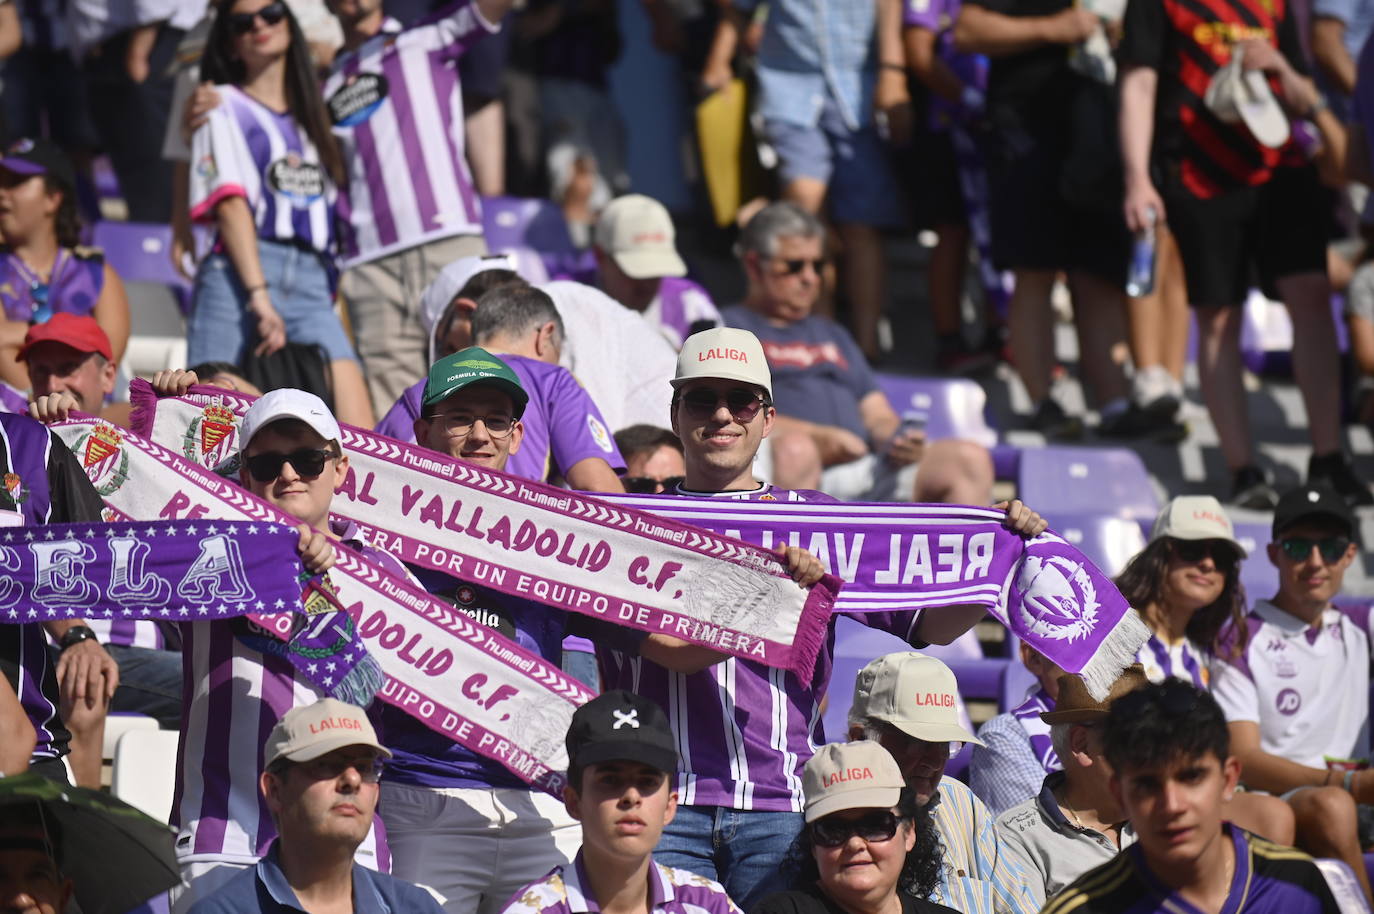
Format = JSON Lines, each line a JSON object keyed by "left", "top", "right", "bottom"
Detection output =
{"left": 501, "top": 690, "right": 741, "bottom": 914}
{"left": 188, "top": 698, "right": 444, "bottom": 914}
{"left": 591, "top": 194, "right": 722, "bottom": 351}
{"left": 846, "top": 651, "right": 1037, "bottom": 914}
{"left": 1045, "top": 681, "right": 1339, "bottom": 914}
{"left": 1211, "top": 483, "right": 1373, "bottom": 903}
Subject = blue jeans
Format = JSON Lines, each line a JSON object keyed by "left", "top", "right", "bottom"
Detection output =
{"left": 654, "top": 806, "right": 804, "bottom": 910}
{"left": 106, "top": 643, "right": 183, "bottom": 729}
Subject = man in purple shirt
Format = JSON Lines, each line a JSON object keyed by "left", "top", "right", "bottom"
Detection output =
{"left": 596, "top": 326, "right": 1044, "bottom": 909}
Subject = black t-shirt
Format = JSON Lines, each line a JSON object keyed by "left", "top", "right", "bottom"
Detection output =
{"left": 960, "top": 0, "right": 1080, "bottom": 129}
{"left": 753, "top": 886, "right": 962, "bottom": 914}
{"left": 1117, "top": 0, "right": 1308, "bottom": 196}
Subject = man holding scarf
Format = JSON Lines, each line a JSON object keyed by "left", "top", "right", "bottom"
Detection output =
{"left": 595, "top": 327, "right": 1047, "bottom": 909}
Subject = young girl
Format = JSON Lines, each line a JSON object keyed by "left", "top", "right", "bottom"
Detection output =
{"left": 188, "top": 0, "right": 374, "bottom": 427}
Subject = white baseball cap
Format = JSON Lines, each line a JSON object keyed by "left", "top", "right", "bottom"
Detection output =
{"left": 239, "top": 388, "right": 342, "bottom": 454}
{"left": 671, "top": 327, "right": 771, "bottom": 398}
{"left": 802, "top": 741, "right": 906, "bottom": 822}
{"left": 1149, "top": 495, "right": 1247, "bottom": 556}
{"left": 264, "top": 698, "right": 391, "bottom": 769}
{"left": 420, "top": 253, "right": 521, "bottom": 334}
{"left": 594, "top": 194, "right": 688, "bottom": 280}
{"left": 848, "top": 652, "right": 982, "bottom": 746}
{"left": 1204, "top": 53, "right": 1290, "bottom": 149}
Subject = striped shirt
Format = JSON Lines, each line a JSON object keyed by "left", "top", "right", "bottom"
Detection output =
{"left": 322, "top": 1, "right": 496, "bottom": 266}
{"left": 86, "top": 619, "right": 167, "bottom": 651}
{"left": 172, "top": 521, "right": 408, "bottom": 866}
{"left": 189, "top": 84, "right": 337, "bottom": 257}
{"left": 1136, "top": 631, "right": 1211, "bottom": 689}
{"left": 0, "top": 414, "right": 104, "bottom": 764}
{"left": 928, "top": 777, "right": 1038, "bottom": 914}
{"left": 598, "top": 484, "right": 920, "bottom": 812}
{"left": 1042, "top": 826, "right": 1339, "bottom": 914}
{"left": 500, "top": 852, "right": 743, "bottom": 914}
{"left": 970, "top": 688, "right": 1060, "bottom": 816}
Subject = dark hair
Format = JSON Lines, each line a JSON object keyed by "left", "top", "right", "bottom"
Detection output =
{"left": 0, "top": 802, "right": 64, "bottom": 869}
{"left": 614, "top": 424, "right": 683, "bottom": 461}
{"left": 471, "top": 285, "right": 564, "bottom": 347}
{"left": 784, "top": 789, "right": 942, "bottom": 902}
{"left": 1114, "top": 538, "right": 1248, "bottom": 656}
{"left": 188, "top": 360, "right": 244, "bottom": 379}
{"left": 200, "top": 0, "right": 346, "bottom": 187}
{"left": 44, "top": 176, "right": 80, "bottom": 248}
{"left": 458, "top": 269, "right": 524, "bottom": 304}
{"left": 1102, "top": 680, "right": 1230, "bottom": 774}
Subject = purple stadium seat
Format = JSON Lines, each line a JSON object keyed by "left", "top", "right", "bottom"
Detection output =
{"left": 1042, "top": 512, "right": 1148, "bottom": 578}
{"left": 1240, "top": 291, "right": 1348, "bottom": 376}
{"left": 874, "top": 374, "right": 998, "bottom": 448}
{"left": 91, "top": 221, "right": 200, "bottom": 309}
{"left": 1018, "top": 446, "right": 1159, "bottom": 521}
{"left": 1229, "top": 521, "right": 1278, "bottom": 608}
{"left": 481, "top": 196, "right": 577, "bottom": 254}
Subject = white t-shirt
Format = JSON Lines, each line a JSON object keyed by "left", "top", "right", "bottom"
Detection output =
{"left": 1211, "top": 599, "right": 1371, "bottom": 768}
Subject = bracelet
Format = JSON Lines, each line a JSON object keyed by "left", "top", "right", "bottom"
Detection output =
{"left": 1345, "top": 769, "right": 1357, "bottom": 795}
{"left": 880, "top": 62, "right": 906, "bottom": 72}
{"left": 245, "top": 283, "right": 268, "bottom": 296}
{"left": 58, "top": 625, "right": 98, "bottom": 652}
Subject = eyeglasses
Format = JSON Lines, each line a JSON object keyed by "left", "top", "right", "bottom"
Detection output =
{"left": 229, "top": 0, "right": 287, "bottom": 34}
{"left": 244, "top": 447, "right": 338, "bottom": 482}
{"left": 680, "top": 387, "right": 770, "bottom": 422}
{"left": 422, "top": 412, "right": 516, "bottom": 439}
{"left": 295, "top": 754, "right": 385, "bottom": 784}
{"left": 1278, "top": 536, "right": 1351, "bottom": 563}
{"left": 623, "top": 475, "right": 685, "bottom": 494}
{"left": 810, "top": 810, "right": 904, "bottom": 848}
{"left": 1168, "top": 539, "right": 1238, "bottom": 572}
{"left": 772, "top": 257, "right": 826, "bottom": 276}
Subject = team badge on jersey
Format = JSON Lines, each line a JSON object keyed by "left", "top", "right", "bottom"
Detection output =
{"left": 587, "top": 415, "right": 614, "bottom": 453}
{"left": 268, "top": 154, "right": 325, "bottom": 209}
{"left": 1, "top": 472, "right": 28, "bottom": 506}
{"left": 327, "top": 73, "right": 390, "bottom": 127}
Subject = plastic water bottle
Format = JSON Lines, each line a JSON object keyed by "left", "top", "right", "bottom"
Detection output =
{"left": 1125, "top": 207, "right": 1158, "bottom": 298}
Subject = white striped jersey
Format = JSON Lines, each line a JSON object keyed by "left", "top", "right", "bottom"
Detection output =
{"left": 322, "top": 1, "right": 496, "bottom": 266}
{"left": 189, "top": 84, "right": 337, "bottom": 257}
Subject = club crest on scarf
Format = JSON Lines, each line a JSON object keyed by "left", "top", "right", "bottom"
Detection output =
{"left": 1012, "top": 553, "right": 1100, "bottom": 642}
{"left": 74, "top": 423, "right": 131, "bottom": 496}
{"left": 184, "top": 403, "right": 239, "bottom": 468}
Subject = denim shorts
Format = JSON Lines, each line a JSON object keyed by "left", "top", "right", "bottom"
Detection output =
{"left": 763, "top": 97, "right": 907, "bottom": 228}
{"left": 187, "top": 239, "right": 357, "bottom": 366}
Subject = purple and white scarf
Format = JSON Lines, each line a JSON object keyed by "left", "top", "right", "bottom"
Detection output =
{"left": 1011, "top": 686, "right": 1061, "bottom": 773}
{"left": 51, "top": 414, "right": 593, "bottom": 793}
{"left": 130, "top": 382, "right": 840, "bottom": 679}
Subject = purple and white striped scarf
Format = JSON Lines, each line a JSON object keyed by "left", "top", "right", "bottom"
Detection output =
{"left": 1011, "top": 686, "right": 1061, "bottom": 773}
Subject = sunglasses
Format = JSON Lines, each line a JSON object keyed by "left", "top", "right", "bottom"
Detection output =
{"left": 810, "top": 810, "right": 904, "bottom": 848}
{"left": 294, "top": 754, "right": 385, "bottom": 784}
{"left": 230, "top": 1, "right": 287, "bottom": 34}
{"left": 1278, "top": 535, "right": 1351, "bottom": 563}
{"left": 1169, "top": 539, "right": 1237, "bottom": 572}
{"left": 773, "top": 257, "right": 826, "bottom": 276}
{"left": 680, "top": 387, "right": 770, "bottom": 422}
{"left": 622, "top": 475, "right": 685, "bottom": 494}
{"left": 244, "top": 447, "right": 338, "bottom": 483}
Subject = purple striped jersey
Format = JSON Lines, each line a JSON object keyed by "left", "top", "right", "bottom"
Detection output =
{"left": 1136, "top": 631, "right": 1211, "bottom": 690}
{"left": 86, "top": 619, "right": 166, "bottom": 650}
{"left": 501, "top": 852, "right": 743, "bottom": 914}
{"left": 322, "top": 1, "right": 496, "bottom": 266}
{"left": 171, "top": 523, "right": 408, "bottom": 867}
{"left": 598, "top": 484, "right": 920, "bottom": 811}
{"left": 188, "top": 85, "right": 338, "bottom": 257}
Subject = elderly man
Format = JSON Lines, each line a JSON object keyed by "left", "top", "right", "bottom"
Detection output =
{"left": 847, "top": 651, "right": 1037, "bottom": 914}
{"left": 595, "top": 327, "right": 1045, "bottom": 909}
{"left": 188, "top": 698, "right": 444, "bottom": 913}
{"left": 592, "top": 194, "right": 721, "bottom": 350}
{"left": 723, "top": 202, "right": 993, "bottom": 504}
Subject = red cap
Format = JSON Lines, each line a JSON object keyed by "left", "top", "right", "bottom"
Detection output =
{"left": 17, "top": 314, "right": 113, "bottom": 362}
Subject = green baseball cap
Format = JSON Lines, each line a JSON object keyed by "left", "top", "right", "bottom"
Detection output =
{"left": 422, "top": 347, "right": 529, "bottom": 417}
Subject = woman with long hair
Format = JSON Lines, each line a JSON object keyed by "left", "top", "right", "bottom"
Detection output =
{"left": 0, "top": 138, "right": 129, "bottom": 390}
{"left": 187, "top": 0, "right": 374, "bottom": 427}
{"left": 753, "top": 742, "right": 955, "bottom": 914}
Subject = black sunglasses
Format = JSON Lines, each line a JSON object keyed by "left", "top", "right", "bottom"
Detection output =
{"left": 810, "top": 810, "right": 904, "bottom": 848}
{"left": 773, "top": 257, "right": 826, "bottom": 276}
{"left": 1169, "top": 539, "right": 1237, "bottom": 572}
{"left": 1278, "top": 535, "right": 1351, "bottom": 563}
{"left": 681, "top": 387, "right": 769, "bottom": 422}
{"left": 622, "top": 475, "right": 685, "bottom": 494}
{"left": 245, "top": 447, "right": 338, "bottom": 483}
{"left": 230, "top": 1, "right": 287, "bottom": 34}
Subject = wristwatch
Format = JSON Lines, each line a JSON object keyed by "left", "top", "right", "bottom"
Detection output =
{"left": 58, "top": 625, "right": 98, "bottom": 652}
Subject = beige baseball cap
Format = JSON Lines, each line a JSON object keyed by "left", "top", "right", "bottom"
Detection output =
{"left": 671, "top": 327, "right": 771, "bottom": 398}
{"left": 1148, "top": 495, "right": 1247, "bottom": 556}
{"left": 847, "top": 652, "right": 982, "bottom": 747}
{"left": 802, "top": 741, "right": 906, "bottom": 822}
{"left": 264, "top": 698, "right": 391, "bottom": 769}
{"left": 594, "top": 194, "right": 688, "bottom": 280}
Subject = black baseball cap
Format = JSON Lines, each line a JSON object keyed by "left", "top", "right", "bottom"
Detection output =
{"left": 566, "top": 690, "right": 677, "bottom": 775}
{"left": 0, "top": 138, "right": 76, "bottom": 192}
{"left": 1273, "top": 484, "right": 1354, "bottom": 539}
